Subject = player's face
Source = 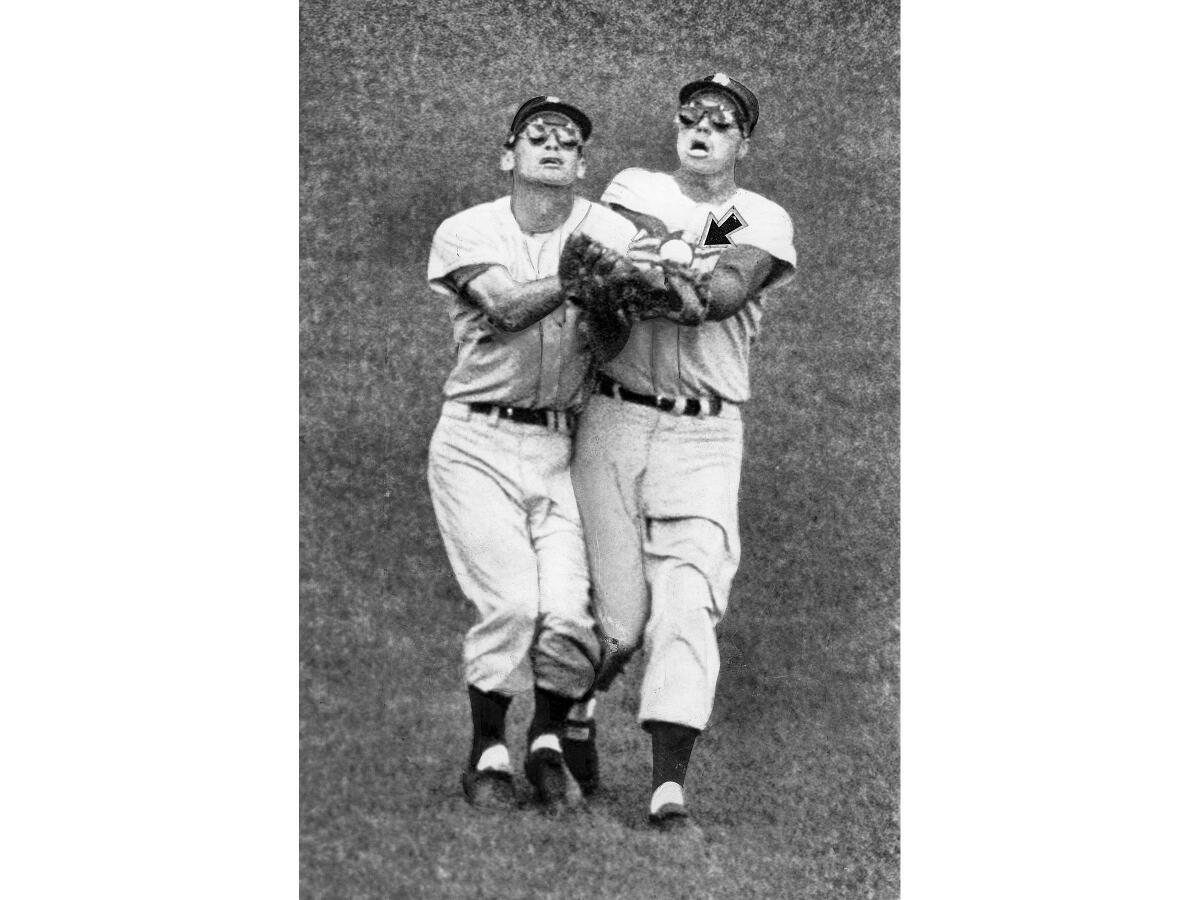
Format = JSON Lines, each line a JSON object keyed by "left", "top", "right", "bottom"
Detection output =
{"left": 674, "top": 93, "right": 747, "bottom": 174}
{"left": 511, "top": 115, "right": 586, "bottom": 187}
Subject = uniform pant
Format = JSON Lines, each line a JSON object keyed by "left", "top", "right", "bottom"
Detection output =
{"left": 427, "top": 401, "right": 599, "bottom": 699}
{"left": 571, "top": 392, "right": 743, "bottom": 730}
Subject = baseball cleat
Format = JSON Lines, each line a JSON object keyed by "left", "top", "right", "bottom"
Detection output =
{"left": 648, "top": 802, "right": 701, "bottom": 835}
{"left": 524, "top": 747, "right": 583, "bottom": 813}
{"left": 461, "top": 768, "right": 517, "bottom": 810}
{"left": 561, "top": 718, "right": 600, "bottom": 796}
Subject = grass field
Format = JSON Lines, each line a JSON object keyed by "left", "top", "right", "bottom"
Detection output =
{"left": 301, "top": 0, "right": 899, "bottom": 896}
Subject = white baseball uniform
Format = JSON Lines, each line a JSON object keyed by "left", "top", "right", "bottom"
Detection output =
{"left": 572, "top": 167, "right": 797, "bottom": 729}
{"left": 427, "top": 195, "right": 637, "bottom": 700}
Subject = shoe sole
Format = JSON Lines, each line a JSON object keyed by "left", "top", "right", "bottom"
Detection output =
{"left": 525, "top": 750, "right": 584, "bottom": 813}
{"left": 649, "top": 804, "right": 702, "bottom": 837}
{"left": 461, "top": 770, "right": 517, "bottom": 811}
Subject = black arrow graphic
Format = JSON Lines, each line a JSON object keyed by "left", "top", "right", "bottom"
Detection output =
{"left": 700, "top": 207, "right": 748, "bottom": 246}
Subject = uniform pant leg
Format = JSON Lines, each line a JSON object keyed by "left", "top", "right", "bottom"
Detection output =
{"left": 528, "top": 432, "right": 599, "bottom": 699}
{"left": 639, "top": 517, "right": 735, "bottom": 730}
{"left": 427, "top": 412, "right": 539, "bottom": 695}
{"left": 571, "top": 394, "right": 654, "bottom": 677}
{"left": 638, "top": 413, "right": 744, "bottom": 730}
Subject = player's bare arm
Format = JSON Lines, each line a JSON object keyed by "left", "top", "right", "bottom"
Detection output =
{"left": 702, "top": 245, "right": 777, "bottom": 321}
{"left": 627, "top": 244, "right": 776, "bottom": 326}
{"left": 462, "top": 265, "right": 564, "bottom": 333}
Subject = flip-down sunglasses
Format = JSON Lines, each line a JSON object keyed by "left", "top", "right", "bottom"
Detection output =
{"left": 521, "top": 117, "right": 583, "bottom": 149}
{"left": 676, "top": 102, "right": 741, "bottom": 132}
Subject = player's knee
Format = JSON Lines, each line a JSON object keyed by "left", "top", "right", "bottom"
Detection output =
{"left": 673, "top": 565, "right": 715, "bottom": 606}
{"left": 537, "top": 615, "right": 602, "bottom": 668}
{"left": 647, "top": 597, "right": 712, "bottom": 640}
{"left": 648, "top": 561, "right": 719, "bottom": 623}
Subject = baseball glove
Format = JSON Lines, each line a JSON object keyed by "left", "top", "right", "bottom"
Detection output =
{"left": 559, "top": 232, "right": 647, "bottom": 362}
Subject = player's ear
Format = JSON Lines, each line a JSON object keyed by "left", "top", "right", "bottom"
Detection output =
{"left": 499, "top": 149, "right": 515, "bottom": 172}
{"left": 736, "top": 138, "right": 750, "bottom": 160}
{"left": 576, "top": 157, "right": 587, "bottom": 179}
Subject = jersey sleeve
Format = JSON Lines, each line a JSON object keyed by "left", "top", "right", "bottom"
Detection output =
{"left": 427, "top": 205, "right": 508, "bottom": 297}
{"left": 742, "top": 201, "right": 796, "bottom": 267}
{"left": 573, "top": 201, "right": 639, "bottom": 253}
{"left": 737, "top": 199, "right": 797, "bottom": 288}
{"left": 599, "top": 168, "right": 657, "bottom": 216}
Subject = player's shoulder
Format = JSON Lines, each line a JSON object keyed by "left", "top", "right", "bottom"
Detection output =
{"left": 607, "top": 167, "right": 674, "bottom": 193}
{"left": 574, "top": 197, "right": 638, "bottom": 245}
{"left": 576, "top": 197, "right": 631, "bottom": 228}
{"left": 602, "top": 169, "right": 679, "bottom": 221}
{"left": 728, "top": 187, "right": 796, "bottom": 268}
{"left": 734, "top": 187, "right": 793, "bottom": 227}
{"left": 611, "top": 166, "right": 667, "bottom": 183}
{"left": 434, "top": 196, "right": 510, "bottom": 235}
{"left": 604, "top": 169, "right": 681, "bottom": 199}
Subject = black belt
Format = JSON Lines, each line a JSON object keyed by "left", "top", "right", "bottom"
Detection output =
{"left": 467, "top": 402, "right": 576, "bottom": 430}
{"left": 596, "top": 373, "right": 723, "bottom": 417}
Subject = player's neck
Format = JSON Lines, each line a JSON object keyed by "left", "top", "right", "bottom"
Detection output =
{"left": 673, "top": 168, "right": 738, "bottom": 205}
{"left": 510, "top": 183, "right": 576, "bottom": 234}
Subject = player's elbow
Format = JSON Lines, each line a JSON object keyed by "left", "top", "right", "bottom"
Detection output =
{"left": 486, "top": 310, "right": 526, "bottom": 333}
{"left": 474, "top": 293, "right": 524, "bottom": 333}
{"left": 486, "top": 303, "right": 536, "bottom": 333}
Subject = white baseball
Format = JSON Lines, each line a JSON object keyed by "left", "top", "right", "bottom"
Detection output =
{"left": 658, "top": 239, "right": 694, "bottom": 266}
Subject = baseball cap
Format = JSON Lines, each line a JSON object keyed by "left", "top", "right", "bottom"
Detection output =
{"left": 678, "top": 73, "right": 759, "bottom": 136}
{"left": 509, "top": 96, "right": 593, "bottom": 142}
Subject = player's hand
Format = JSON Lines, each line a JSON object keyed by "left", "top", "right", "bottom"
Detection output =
{"left": 626, "top": 232, "right": 697, "bottom": 290}
{"left": 662, "top": 268, "right": 708, "bottom": 326}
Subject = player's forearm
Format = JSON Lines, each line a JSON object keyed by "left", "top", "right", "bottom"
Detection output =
{"left": 703, "top": 266, "right": 756, "bottom": 321}
{"left": 660, "top": 262, "right": 755, "bottom": 326}
{"left": 472, "top": 277, "right": 564, "bottom": 332}
{"left": 703, "top": 250, "right": 778, "bottom": 322}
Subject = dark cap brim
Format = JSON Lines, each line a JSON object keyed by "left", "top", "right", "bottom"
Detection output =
{"left": 509, "top": 98, "right": 593, "bottom": 141}
{"left": 678, "top": 78, "right": 758, "bottom": 135}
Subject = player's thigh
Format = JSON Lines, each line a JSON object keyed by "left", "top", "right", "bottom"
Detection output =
{"left": 645, "top": 414, "right": 743, "bottom": 524}
{"left": 427, "top": 419, "right": 539, "bottom": 612}
{"left": 528, "top": 443, "right": 591, "bottom": 623}
{"left": 592, "top": 523, "right": 650, "bottom": 650}
{"left": 570, "top": 472, "right": 650, "bottom": 645}
{"left": 571, "top": 397, "right": 657, "bottom": 643}
{"left": 532, "top": 501, "right": 592, "bottom": 628}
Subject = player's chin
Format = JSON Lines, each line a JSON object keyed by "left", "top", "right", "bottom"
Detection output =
{"left": 677, "top": 153, "right": 723, "bottom": 174}
{"left": 531, "top": 169, "right": 578, "bottom": 187}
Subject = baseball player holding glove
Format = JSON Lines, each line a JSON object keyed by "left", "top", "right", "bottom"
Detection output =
{"left": 426, "top": 96, "right": 638, "bottom": 814}
{"left": 570, "top": 74, "right": 798, "bottom": 832}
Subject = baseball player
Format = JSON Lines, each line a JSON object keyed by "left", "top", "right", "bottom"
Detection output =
{"left": 426, "top": 96, "right": 637, "bottom": 813}
{"left": 571, "top": 74, "right": 798, "bottom": 831}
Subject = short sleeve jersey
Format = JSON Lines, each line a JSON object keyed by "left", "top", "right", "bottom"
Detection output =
{"left": 428, "top": 196, "right": 637, "bottom": 410}
{"left": 600, "top": 168, "right": 797, "bottom": 402}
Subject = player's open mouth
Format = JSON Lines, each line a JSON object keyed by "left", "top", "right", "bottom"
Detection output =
{"left": 687, "top": 139, "right": 711, "bottom": 157}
